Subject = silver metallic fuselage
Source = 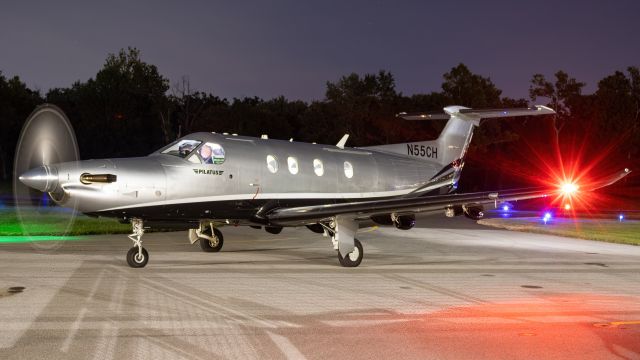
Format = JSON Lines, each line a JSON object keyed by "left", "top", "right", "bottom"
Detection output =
{"left": 44, "top": 132, "right": 446, "bottom": 224}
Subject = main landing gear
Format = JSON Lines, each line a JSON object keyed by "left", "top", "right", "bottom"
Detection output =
{"left": 338, "top": 238, "right": 363, "bottom": 267}
{"left": 126, "top": 218, "right": 148, "bottom": 268}
{"left": 324, "top": 215, "right": 364, "bottom": 267}
{"left": 197, "top": 223, "right": 224, "bottom": 252}
{"left": 187, "top": 221, "right": 224, "bottom": 252}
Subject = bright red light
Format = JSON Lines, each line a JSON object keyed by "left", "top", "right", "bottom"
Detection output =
{"left": 470, "top": 116, "right": 636, "bottom": 219}
{"left": 561, "top": 182, "right": 578, "bottom": 195}
{"left": 564, "top": 204, "right": 571, "bottom": 210}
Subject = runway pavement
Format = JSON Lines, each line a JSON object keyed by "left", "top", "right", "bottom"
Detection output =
{"left": 1, "top": 216, "right": 639, "bottom": 359}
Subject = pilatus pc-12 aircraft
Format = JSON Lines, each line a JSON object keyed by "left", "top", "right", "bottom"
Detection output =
{"left": 14, "top": 104, "right": 630, "bottom": 268}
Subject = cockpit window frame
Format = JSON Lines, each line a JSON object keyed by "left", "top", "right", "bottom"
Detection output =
{"left": 158, "top": 139, "right": 202, "bottom": 159}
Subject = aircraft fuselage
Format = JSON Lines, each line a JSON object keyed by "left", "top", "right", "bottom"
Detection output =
{"left": 48, "top": 132, "right": 447, "bottom": 225}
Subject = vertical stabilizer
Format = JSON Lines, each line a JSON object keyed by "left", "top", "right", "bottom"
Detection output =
{"left": 363, "top": 105, "right": 555, "bottom": 191}
{"left": 364, "top": 105, "right": 554, "bottom": 167}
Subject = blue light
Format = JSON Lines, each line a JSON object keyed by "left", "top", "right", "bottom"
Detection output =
{"left": 502, "top": 205, "right": 510, "bottom": 212}
{"left": 543, "top": 212, "right": 552, "bottom": 224}
{"left": 619, "top": 214, "right": 624, "bottom": 222}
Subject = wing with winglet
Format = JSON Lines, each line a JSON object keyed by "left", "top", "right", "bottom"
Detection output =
{"left": 266, "top": 168, "right": 631, "bottom": 226}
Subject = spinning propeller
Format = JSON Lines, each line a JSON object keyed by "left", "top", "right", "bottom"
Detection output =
{"left": 13, "top": 105, "right": 80, "bottom": 248}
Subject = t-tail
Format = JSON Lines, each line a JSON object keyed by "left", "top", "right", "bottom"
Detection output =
{"left": 365, "top": 105, "right": 556, "bottom": 192}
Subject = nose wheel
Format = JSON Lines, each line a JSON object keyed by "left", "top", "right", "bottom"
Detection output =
{"left": 127, "top": 246, "right": 149, "bottom": 268}
{"left": 126, "top": 218, "right": 149, "bottom": 268}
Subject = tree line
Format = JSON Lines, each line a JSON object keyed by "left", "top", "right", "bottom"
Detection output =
{"left": 1, "top": 47, "right": 638, "bottom": 193}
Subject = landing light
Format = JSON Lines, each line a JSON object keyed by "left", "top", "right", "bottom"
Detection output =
{"left": 564, "top": 204, "right": 571, "bottom": 210}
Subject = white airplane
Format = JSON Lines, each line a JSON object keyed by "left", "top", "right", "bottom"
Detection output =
{"left": 15, "top": 104, "right": 630, "bottom": 268}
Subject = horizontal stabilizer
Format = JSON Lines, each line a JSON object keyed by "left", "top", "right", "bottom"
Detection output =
{"left": 397, "top": 105, "right": 555, "bottom": 121}
{"left": 396, "top": 112, "right": 451, "bottom": 120}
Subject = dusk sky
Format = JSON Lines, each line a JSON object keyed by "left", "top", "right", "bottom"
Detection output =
{"left": 2, "top": 0, "right": 639, "bottom": 102}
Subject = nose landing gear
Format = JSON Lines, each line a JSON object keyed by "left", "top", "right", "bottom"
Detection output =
{"left": 126, "top": 218, "right": 149, "bottom": 268}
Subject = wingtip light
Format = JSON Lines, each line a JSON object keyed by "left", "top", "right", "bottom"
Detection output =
{"left": 561, "top": 182, "right": 578, "bottom": 195}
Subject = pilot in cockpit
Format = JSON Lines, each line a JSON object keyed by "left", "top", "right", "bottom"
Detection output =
{"left": 178, "top": 142, "right": 195, "bottom": 157}
{"left": 199, "top": 144, "right": 214, "bottom": 164}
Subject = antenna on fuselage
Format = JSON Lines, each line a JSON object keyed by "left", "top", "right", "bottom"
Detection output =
{"left": 336, "top": 134, "right": 349, "bottom": 149}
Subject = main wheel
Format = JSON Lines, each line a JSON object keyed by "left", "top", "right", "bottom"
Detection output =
{"left": 338, "top": 238, "right": 363, "bottom": 267}
{"left": 199, "top": 227, "right": 224, "bottom": 252}
{"left": 126, "top": 247, "right": 149, "bottom": 268}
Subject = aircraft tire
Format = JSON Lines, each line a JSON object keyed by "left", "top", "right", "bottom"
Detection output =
{"left": 126, "top": 247, "right": 149, "bottom": 268}
{"left": 338, "top": 238, "right": 363, "bottom": 267}
{"left": 199, "top": 228, "right": 224, "bottom": 252}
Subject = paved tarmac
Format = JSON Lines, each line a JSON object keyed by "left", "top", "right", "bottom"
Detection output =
{"left": 1, "top": 216, "right": 639, "bottom": 359}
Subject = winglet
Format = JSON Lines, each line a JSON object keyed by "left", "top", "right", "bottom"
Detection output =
{"left": 336, "top": 134, "right": 349, "bottom": 149}
{"left": 584, "top": 168, "right": 632, "bottom": 191}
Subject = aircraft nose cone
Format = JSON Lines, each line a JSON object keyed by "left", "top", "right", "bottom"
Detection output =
{"left": 18, "top": 165, "right": 59, "bottom": 192}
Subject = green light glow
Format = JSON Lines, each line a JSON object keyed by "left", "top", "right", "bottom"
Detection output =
{"left": 0, "top": 235, "right": 82, "bottom": 243}
{"left": 0, "top": 208, "right": 130, "bottom": 237}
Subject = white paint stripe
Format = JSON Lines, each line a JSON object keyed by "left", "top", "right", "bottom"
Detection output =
{"left": 61, "top": 307, "right": 88, "bottom": 352}
{"left": 322, "top": 319, "right": 412, "bottom": 327}
{"left": 0, "top": 319, "right": 297, "bottom": 331}
{"left": 98, "top": 188, "right": 422, "bottom": 211}
{"left": 88, "top": 270, "right": 104, "bottom": 301}
{"left": 267, "top": 331, "right": 307, "bottom": 360}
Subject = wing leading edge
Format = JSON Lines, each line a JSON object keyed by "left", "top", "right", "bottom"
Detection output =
{"left": 266, "top": 168, "right": 631, "bottom": 226}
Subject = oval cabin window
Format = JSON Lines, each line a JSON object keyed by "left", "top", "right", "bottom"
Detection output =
{"left": 288, "top": 157, "right": 299, "bottom": 175}
{"left": 344, "top": 161, "right": 353, "bottom": 178}
{"left": 313, "top": 159, "right": 324, "bottom": 176}
{"left": 266, "top": 155, "right": 278, "bottom": 173}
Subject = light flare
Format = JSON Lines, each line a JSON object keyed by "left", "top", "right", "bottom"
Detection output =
{"left": 469, "top": 115, "right": 635, "bottom": 226}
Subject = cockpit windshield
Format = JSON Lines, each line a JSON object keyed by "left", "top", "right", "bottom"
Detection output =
{"left": 161, "top": 140, "right": 202, "bottom": 158}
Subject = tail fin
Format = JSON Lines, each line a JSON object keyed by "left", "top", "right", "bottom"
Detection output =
{"left": 366, "top": 105, "right": 555, "bottom": 167}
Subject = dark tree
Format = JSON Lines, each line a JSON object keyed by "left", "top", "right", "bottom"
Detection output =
{"left": 323, "top": 70, "right": 399, "bottom": 145}
{"left": 595, "top": 67, "right": 640, "bottom": 160}
{"left": 529, "top": 71, "right": 585, "bottom": 135}
{"left": 0, "top": 73, "right": 43, "bottom": 180}
{"left": 47, "top": 47, "right": 169, "bottom": 158}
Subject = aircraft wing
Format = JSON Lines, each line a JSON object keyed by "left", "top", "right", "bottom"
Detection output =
{"left": 266, "top": 168, "right": 631, "bottom": 226}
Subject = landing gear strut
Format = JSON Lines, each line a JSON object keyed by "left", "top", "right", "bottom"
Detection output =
{"left": 196, "top": 222, "right": 224, "bottom": 252}
{"left": 126, "top": 218, "right": 149, "bottom": 268}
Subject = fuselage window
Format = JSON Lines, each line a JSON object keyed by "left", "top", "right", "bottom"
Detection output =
{"left": 313, "top": 159, "right": 324, "bottom": 176}
{"left": 344, "top": 161, "right": 353, "bottom": 179}
{"left": 267, "top": 155, "right": 279, "bottom": 173}
{"left": 288, "top": 157, "right": 299, "bottom": 175}
{"left": 199, "top": 142, "right": 226, "bottom": 164}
